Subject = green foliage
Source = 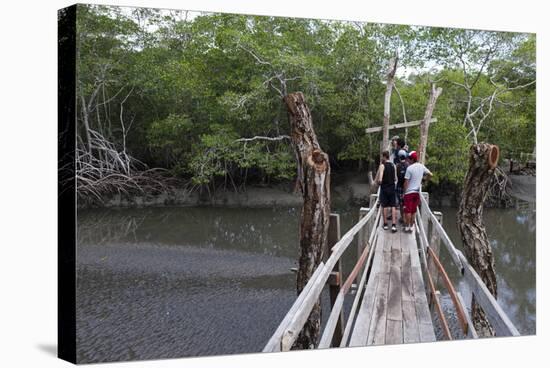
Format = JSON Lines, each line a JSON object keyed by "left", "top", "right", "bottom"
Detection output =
{"left": 76, "top": 4, "right": 536, "bottom": 192}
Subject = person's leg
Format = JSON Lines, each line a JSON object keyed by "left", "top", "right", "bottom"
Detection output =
{"left": 391, "top": 206, "right": 397, "bottom": 232}
{"left": 410, "top": 193, "right": 420, "bottom": 232}
{"left": 403, "top": 193, "right": 411, "bottom": 231}
{"left": 399, "top": 194, "right": 404, "bottom": 224}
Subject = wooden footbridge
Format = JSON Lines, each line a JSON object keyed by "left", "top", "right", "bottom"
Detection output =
{"left": 264, "top": 192, "right": 520, "bottom": 352}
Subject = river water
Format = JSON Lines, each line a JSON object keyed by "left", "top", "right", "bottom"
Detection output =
{"left": 76, "top": 203, "right": 535, "bottom": 363}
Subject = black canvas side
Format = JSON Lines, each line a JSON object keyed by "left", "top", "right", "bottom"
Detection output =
{"left": 58, "top": 4, "right": 77, "bottom": 364}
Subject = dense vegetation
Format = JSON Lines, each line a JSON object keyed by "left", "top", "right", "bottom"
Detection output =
{"left": 73, "top": 5, "right": 535, "bottom": 198}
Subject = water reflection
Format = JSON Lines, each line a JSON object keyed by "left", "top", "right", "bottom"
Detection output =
{"left": 434, "top": 206, "right": 536, "bottom": 336}
{"left": 76, "top": 204, "right": 535, "bottom": 362}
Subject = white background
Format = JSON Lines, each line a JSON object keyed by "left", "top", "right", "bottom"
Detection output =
{"left": 0, "top": 0, "right": 546, "bottom": 366}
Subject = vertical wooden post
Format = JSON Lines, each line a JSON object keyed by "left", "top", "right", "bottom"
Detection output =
{"left": 358, "top": 208, "right": 369, "bottom": 260}
{"left": 427, "top": 211, "right": 442, "bottom": 308}
{"left": 357, "top": 207, "right": 369, "bottom": 290}
{"left": 421, "top": 192, "right": 429, "bottom": 232}
{"left": 327, "top": 213, "right": 343, "bottom": 346}
{"left": 368, "top": 193, "right": 378, "bottom": 242}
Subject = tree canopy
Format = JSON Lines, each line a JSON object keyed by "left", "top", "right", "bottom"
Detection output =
{"left": 74, "top": 4, "right": 536, "bottom": 195}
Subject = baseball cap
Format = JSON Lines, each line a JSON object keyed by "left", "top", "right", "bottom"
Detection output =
{"left": 398, "top": 149, "right": 407, "bottom": 159}
{"left": 409, "top": 151, "right": 418, "bottom": 161}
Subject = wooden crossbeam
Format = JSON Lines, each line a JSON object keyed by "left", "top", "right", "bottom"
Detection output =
{"left": 365, "top": 118, "right": 437, "bottom": 134}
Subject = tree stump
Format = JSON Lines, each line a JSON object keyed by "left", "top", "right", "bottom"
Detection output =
{"left": 457, "top": 143, "right": 500, "bottom": 336}
{"left": 284, "top": 92, "right": 331, "bottom": 349}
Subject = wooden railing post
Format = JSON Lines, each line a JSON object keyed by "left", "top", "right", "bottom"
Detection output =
{"left": 357, "top": 208, "right": 369, "bottom": 265}
{"left": 327, "top": 213, "right": 344, "bottom": 346}
{"left": 420, "top": 192, "right": 429, "bottom": 232}
{"left": 427, "top": 211, "right": 442, "bottom": 308}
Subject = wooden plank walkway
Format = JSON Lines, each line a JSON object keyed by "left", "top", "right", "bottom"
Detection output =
{"left": 348, "top": 222, "right": 436, "bottom": 346}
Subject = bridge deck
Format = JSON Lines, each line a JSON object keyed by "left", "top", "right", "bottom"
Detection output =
{"left": 349, "top": 221, "right": 436, "bottom": 346}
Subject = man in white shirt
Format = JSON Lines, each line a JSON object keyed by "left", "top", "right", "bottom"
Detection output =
{"left": 403, "top": 151, "right": 433, "bottom": 232}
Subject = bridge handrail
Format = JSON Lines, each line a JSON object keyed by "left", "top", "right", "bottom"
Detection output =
{"left": 457, "top": 250, "right": 520, "bottom": 336}
{"left": 264, "top": 195, "right": 380, "bottom": 352}
{"left": 419, "top": 193, "right": 463, "bottom": 272}
{"left": 318, "top": 210, "right": 380, "bottom": 348}
{"left": 339, "top": 210, "right": 381, "bottom": 346}
{"left": 418, "top": 193, "right": 520, "bottom": 337}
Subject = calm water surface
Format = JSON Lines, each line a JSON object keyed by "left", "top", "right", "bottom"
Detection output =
{"left": 76, "top": 203, "right": 535, "bottom": 363}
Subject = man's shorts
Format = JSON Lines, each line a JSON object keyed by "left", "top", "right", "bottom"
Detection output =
{"left": 403, "top": 192, "right": 420, "bottom": 214}
{"left": 379, "top": 185, "right": 397, "bottom": 208}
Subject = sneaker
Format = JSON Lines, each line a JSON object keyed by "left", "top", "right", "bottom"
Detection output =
{"left": 391, "top": 224, "right": 397, "bottom": 233}
{"left": 383, "top": 223, "right": 389, "bottom": 230}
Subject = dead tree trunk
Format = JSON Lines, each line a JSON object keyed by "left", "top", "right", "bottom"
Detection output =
{"left": 457, "top": 143, "right": 500, "bottom": 336}
{"left": 418, "top": 83, "right": 442, "bottom": 164}
{"left": 382, "top": 56, "right": 398, "bottom": 155}
{"left": 284, "top": 92, "right": 331, "bottom": 349}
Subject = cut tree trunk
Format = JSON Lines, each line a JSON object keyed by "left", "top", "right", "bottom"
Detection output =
{"left": 283, "top": 92, "right": 331, "bottom": 349}
{"left": 457, "top": 143, "right": 500, "bottom": 337}
{"left": 418, "top": 83, "right": 442, "bottom": 164}
{"left": 382, "top": 56, "right": 398, "bottom": 155}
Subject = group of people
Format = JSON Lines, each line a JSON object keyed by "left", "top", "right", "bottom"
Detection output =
{"left": 375, "top": 136, "right": 432, "bottom": 233}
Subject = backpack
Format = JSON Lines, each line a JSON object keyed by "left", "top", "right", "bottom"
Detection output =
{"left": 397, "top": 162, "right": 408, "bottom": 187}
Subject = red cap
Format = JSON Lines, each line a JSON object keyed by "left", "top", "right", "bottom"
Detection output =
{"left": 409, "top": 151, "right": 418, "bottom": 161}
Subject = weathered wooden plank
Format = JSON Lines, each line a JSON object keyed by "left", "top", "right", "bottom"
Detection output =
{"left": 357, "top": 207, "right": 369, "bottom": 288}
{"left": 386, "top": 319, "right": 404, "bottom": 345}
{"left": 367, "top": 260, "right": 391, "bottom": 345}
{"left": 347, "top": 224, "right": 385, "bottom": 347}
{"left": 340, "top": 210, "right": 381, "bottom": 346}
{"left": 318, "top": 292, "right": 345, "bottom": 348}
{"left": 278, "top": 204, "right": 383, "bottom": 351}
{"left": 387, "top": 250, "right": 402, "bottom": 321}
{"left": 347, "top": 274, "right": 380, "bottom": 347}
{"left": 411, "top": 266, "right": 432, "bottom": 326}
{"left": 427, "top": 211, "right": 442, "bottom": 288}
{"left": 367, "top": 294, "right": 387, "bottom": 345}
{"left": 419, "top": 322, "right": 436, "bottom": 342}
{"left": 404, "top": 230, "right": 420, "bottom": 268}
{"left": 402, "top": 300, "right": 420, "bottom": 343}
{"left": 383, "top": 231, "right": 393, "bottom": 253}
{"left": 457, "top": 250, "right": 520, "bottom": 337}
{"left": 327, "top": 213, "right": 344, "bottom": 346}
{"left": 281, "top": 262, "right": 331, "bottom": 350}
{"left": 381, "top": 248, "right": 392, "bottom": 275}
{"left": 457, "top": 291, "right": 478, "bottom": 339}
{"left": 401, "top": 251, "right": 414, "bottom": 302}
{"left": 415, "top": 212, "right": 429, "bottom": 269}
{"left": 365, "top": 118, "right": 437, "bottom": 133}
{"left": 399, "top": 229, "right": 409, "bottom": 255}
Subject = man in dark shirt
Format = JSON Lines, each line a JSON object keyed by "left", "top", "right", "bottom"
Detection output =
{"left": 375, "top": 150, "right": 398, "bottom": 233}
{"left": 395, "top": 149, "right": 409, "bottom": 224}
